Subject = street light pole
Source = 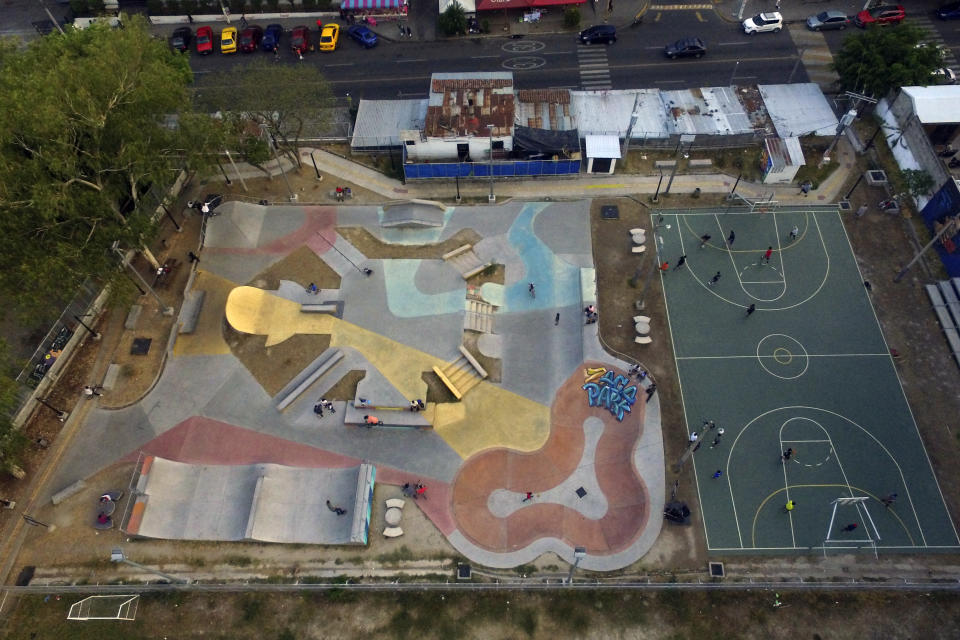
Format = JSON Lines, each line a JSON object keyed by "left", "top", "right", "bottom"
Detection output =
{"left": 566, "top": 547, "right": 587, "bottom": 585}
{"left": 112, "top": 244, "right": 173, "bottom": 315}
{"left": 35, "top": 397, "right": 68, "bottom": 422}
{"left": 315, "top": 231, "right": 366, "bottom": 274}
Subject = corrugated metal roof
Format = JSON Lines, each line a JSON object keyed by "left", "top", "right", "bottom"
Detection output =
{"left": 515, "top": 89, "right": 573, "bottom": 130}
{"left": 901, "top": 86, "right": 960, "bottom": 124}
{"left": 516, "top": 90, "right": 570, "bottom": 104}
{"left": 351, "top": 99, "right": 428, "bottom": 148}
{"left": 758, "top": 83, "right": 838, "bottom": 137}
{"left": 424, "top": 72, "right": 515, "bottom": 137}
{"left": 659, "top": 88, "right": 754, "bottom": 136}
{"left": 569, "top": 90, "right": 670, "bottom": 138}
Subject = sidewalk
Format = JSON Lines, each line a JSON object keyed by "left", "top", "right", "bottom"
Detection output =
{"left": 284, "top": 142, "right": 856, "bottom": 205}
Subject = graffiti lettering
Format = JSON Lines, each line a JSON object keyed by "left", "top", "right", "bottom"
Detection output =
{"left": 583, "top": 370, "right": 637, "bottom": 422}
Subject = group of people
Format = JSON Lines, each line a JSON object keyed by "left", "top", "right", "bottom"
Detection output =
{"left": 313, "top": 398, "right": 335, "bottom": 417}
{"left": 326, "top": 499, "right": 348, "bottom": 516}
{"left": 402, "top": 482, "right": 427, "bottom": 499}
{"left": 334, "top": 186, "right": 352, "bottom": 202}
{"left": 584, "top": 305, "right": 598, "bottom": 325}
{"left": 408, "top": 399, "right": 425, "bottom": 412}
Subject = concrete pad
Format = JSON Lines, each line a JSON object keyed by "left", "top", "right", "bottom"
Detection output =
{"left": 124, "top": 305, "right": 142, "bottom": 330}
{"left": 202, "top": 202, "right": 270, "bottom": 249}
{"left": 225, "top": 286, "right": 334, "bottom": 347}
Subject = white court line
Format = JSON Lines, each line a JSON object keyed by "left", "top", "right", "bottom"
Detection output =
{"left": 725, "top": 405, "right": 930, "bottom": 549}
{"left": 707, "top": 544, "right": 960, "bottom": 551}
{"left": 543, "top": 51, "right": 572, "bottom": 55}
{"left": 834, "top": 211, "right": 955, "bottom": 546}
{"left": 660, "top": 212, "right": 717, "bottom": 549}
{"left": 675, "top": 353, "right": 891, "bottom": 360}
{"left": 325, "top": 63, "right": 356, "bottom": 67}
{"left": 473, "top": 55, "right": 500, "bottom": 59}
{"left": 740, "top": 280, "right": 786, "bottom": 284}
{"left": 781, "top": 439, "right": 831, "bottom": 443}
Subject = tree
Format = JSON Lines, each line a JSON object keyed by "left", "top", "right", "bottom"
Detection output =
{"left": 833, "top": 25, "right": 943, "bottom": 98}
{"left": 901, "top": 168, "right": 935, "bottom": 199}
{"left": 0, "top": 15, "right": 222, "bottom": 315}
{"left": 198, "top": 59, "right": 335, "bottom": 170}
{"left": 563, "top": 7, "right": 581, "bottom": 28}
{"left": 0, "top": 341, "right": 27, "bottom": 475}
{"left": 439, "top": 1, "right": 467, "bottom": 37}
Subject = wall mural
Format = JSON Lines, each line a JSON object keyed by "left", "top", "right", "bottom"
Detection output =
{"left": 582, "top": 368, "right": 637, "bottom": 422}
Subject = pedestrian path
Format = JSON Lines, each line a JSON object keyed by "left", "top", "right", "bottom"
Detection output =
{"left": 577, "top": 44, "right": 612, "bottom": 90}
{"left": 787, "top": 24, "right": 839, "bottom": 90}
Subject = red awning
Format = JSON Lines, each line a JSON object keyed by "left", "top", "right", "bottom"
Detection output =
{"left": 529, "top": 0, "right": 585, "bottom": 6}
{"left": 476, "top": 0, "right": 533, "bottom": 10}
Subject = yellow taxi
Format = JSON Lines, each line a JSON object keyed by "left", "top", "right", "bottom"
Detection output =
{"left": 220, "top": 26, "right": 237, "bottom": 54}
{"left": 319, "top": 24, "right": 340, "bottom": 51}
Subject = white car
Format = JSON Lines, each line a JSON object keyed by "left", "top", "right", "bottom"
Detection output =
{"left": 743, "top": 12, "right": 783, "bottom": 34}
{"left": 933, "top": 68, "right": 957, "bottom": 85}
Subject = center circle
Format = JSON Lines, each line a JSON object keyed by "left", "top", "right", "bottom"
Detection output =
{"left": 502, "top": 56, "right": 546, "bottom": 70}
{"left": 502, "top": 40, "right": 546, "bottom": 53}
{"left": 756, "top": 334, "right": 809, "bottom": 379}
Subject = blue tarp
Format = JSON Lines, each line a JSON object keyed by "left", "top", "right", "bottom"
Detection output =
{"left": 921, "top": 179, "right": 960, "bottom": 277}
{"left": 404, "top": 159, "right": 581, "bottom": 180}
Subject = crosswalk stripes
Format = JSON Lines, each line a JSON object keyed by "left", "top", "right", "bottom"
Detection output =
{"left": 787, "top": 25, "right": 840, "bottom": 90}
{"left": 577, "top": 45, "right": 612, "bottom": 90}
{"left": 910, "top": 14, "right": 959, "bottom": 70}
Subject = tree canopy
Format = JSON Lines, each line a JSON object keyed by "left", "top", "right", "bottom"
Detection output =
{"left": 439, "top": 1, "right": 467, "bottom": 37}
{"left": 0, "top": 14, "right": 223, "bottom": 314}
{"left": 833, "top": 25, "right": 944, "bottom": 98}
{"left": 196, "top": 59, "right": 335, "bottom": 169}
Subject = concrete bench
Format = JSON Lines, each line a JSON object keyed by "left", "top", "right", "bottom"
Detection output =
{"left": 441, "top": 244, "right": 473, "bottom": 261}
{"left": 654, "top": 160, "right": 677, "bottom": 168}
{"left": 689, "top": 159, "right": 713, "bottom": 167}
{"left": 102, "top": 364, "right": 122, "bottom": 390}
{"left": 124, "top": 305, "right": 142, "bottom": 331}
{"left": 635, "top": 336, "right": 653, "bottom": 345}
{"left": 301, "top": 303, "right": 338, "bottom": 313}
{"left": 632, "top": 245, "right": 646, "bottom": 254}
{"left": 51, "top": 480, "right": 87, "bottom": 505}
{"left": 275, "top": 349, "right": 344, "bottom": 411}
{"left": 178, "top": 290, "right": 206, "bottom": 334}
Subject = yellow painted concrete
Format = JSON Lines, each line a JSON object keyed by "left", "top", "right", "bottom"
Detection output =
{"left": 225, "top": 286, "right": 334, "bottom": 347}
{"left": 173, "top": 271, "right": 235, "bottom": 357}
{"left": 434, "top": 382, "right": 550, "bottom": 459}
{"left": 223, "top": 284, "right": 550, "bottom": 458}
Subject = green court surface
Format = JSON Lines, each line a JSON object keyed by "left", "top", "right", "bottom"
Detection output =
{"left": 655, "top": 206, "right": 960, "bottom": 554}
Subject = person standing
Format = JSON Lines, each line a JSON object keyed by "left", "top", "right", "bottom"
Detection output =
{"left": 82, "top": 385, "right": 103, "bottom": 397}
{"left": 659, "top": 261, "right": 669, "bottom": 272}
{"left": 240, "top": 14, "right": 248, "bottom": 28}
{"left": 645, "top": 383, "right": 657, "bottom": 401}
{"left": 699, "top": 234, "right": 711, "bottom": 249}
{"left": 727, "top": 230, "right": 736, "bottom": 247}
{"left": 673, "top": 255, "right": 687, "bottom": 271}
{"left": 712, "top": 470, "right": 723, "bottom": 479}
{"left": 842, "top": 523, "right": 858, "bottom": 532}
{"left": 709, "top": 271, "right": 721, "bottom": 286}
{"left": 855, "top": 204, "right": 868, "bottom": 219}
{"left": 789, "top": 225, "right": 799, "bottom": 241}
{"left": 762, "top": 246, "right": 773, "bottom": 264}
{"left": 522, "top": 491, "right": 534, "bottom": 502}
{"left": 783, "top": 499, "right": 796, "bottom": 513}
{"left": 746, "top": 303, "right": 756, "bottom": 317}
{"left": 881, "top": 493, "right": 898, "bottom": 508}
{"left": 710, "top": 427, "right": 725, "bottom": 448}
{"left": 187, "top": 251, "right": 200, "bottom": 264}
{"left": 555, "top": 312, "right": 560, "bottom": 326}
{"left": 800, "top": 181, "right": 812, "bottom": 196}
{"left": 781, "top": 447, "right": 793, "bottom": 462}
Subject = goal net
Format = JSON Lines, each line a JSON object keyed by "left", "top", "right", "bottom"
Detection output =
{"left": 67, "top": 595, "right": 139, "bottom": 621}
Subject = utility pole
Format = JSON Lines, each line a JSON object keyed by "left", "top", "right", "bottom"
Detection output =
{"left": 224, "top": 150, "right": 249, "bottom": 191}
{"left": 894, "top": 215, "right": 960, "bottom": 282}
{"left": 664, "top": 135, "right": 695, "bottom": 195}
{"left": 112, "top": 243, "right": 173, "bottom": 315}
{"left": 788, "top": 46, "right": 806, "bottom": 84}
{"left": 622, "top": 93, "right": 642, "bottom": 160}
{"left": 820, "top": 109, "right": 857, "bottom": 168}
{"left": 487, "top": 125, "right": 496, "bottom": 204}
{"left": 35, "top": 0, "right": 65, "bottom": 35}
{"left": 111, "top": 548, "right": 188, "bottom": 584}
{"left": 565, "top": 547, "right": 587, "bottom": 585}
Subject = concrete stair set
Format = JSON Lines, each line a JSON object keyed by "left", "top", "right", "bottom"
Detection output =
{"left": 433, "top": 346, "right": 488, "bottom": 400}
{"left": 464, "top": 298, "right": 496, "bottom": 334}
{"left": 442, "top": 244, "right": 493, "bottom": 280}
{"left": 925, "top": 278, "right": 960, "bottom": 368}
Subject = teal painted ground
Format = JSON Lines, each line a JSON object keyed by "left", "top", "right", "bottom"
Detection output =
{"left": 655, "top": 207, "right": 960, "bottom": 554}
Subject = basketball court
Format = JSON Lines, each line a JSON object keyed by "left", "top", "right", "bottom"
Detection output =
{"left": 654, "top": 205, "right": 960, "bottom": 554}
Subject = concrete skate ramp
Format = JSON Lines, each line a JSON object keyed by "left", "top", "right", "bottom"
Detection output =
{"left": 124, "top": 456, "right": 374, "bottom": 545}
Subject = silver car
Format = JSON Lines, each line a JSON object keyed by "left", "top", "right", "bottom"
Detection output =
{"left": 807, "top": 10, "right": 850, "bottom": 31}
{"left": 806, "top": 10, "right": 851, "bottom": 30}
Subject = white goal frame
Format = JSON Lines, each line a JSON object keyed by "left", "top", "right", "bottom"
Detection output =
{"left": 67, "top": 594, "right": 139, "bottom": 621}
{"left": 822, "top": 496, "right": 880, "bottom": 559}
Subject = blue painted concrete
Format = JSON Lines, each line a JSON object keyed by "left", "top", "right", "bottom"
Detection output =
{"left": 384, "top": 259, "right": 465, "bottom": 318}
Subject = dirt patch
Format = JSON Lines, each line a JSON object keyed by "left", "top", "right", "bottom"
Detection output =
{"left": 224, "top": 326, "right": 331, "bottom": 397}
{"left": 338, "top": 227, "right": 483, "bottom": 259}
{"left": 322, "top": 370, "right": 365, "bottom": 402}
{"left": 421, "top": 371, "right": 459, "bottom": 405}
{"left": 202, "top": 162, "right": 387, "bottom": 206}
{"left": 590, "top": 197, "right": 707, "bottom": 571}
{"left": 247, "top": 245, "right": 341, "bottom": 291}
{"left": 466, "top": 263, "right": 505, "bottom": 287}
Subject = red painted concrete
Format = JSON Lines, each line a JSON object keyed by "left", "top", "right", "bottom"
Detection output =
{"left": 450, "top": 362, "right": 651, "bottom": 555}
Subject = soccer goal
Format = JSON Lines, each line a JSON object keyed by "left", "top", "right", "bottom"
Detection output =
{"left": 821, "top": 496, "right": 880, "bottom": 559}
{"left": 67, "top": 594, "right": 139, "bottom": 621}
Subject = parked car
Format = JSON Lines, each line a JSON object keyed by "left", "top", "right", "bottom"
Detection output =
{"left": 347, "top": 24, "right": 378, "bottom": 48}
{"left": 262, "top": 23, "right": 283, "bottom": 51}
{"left": 806, "top": 10, "right": 850, "bottom": 31}
{"left": 933, "top": 67, "right": 957, "bottom": 85}
{"left": 319, "top": 23, "right": 340, "bottom": 51}
{"left": 220, "top": 26, "right": 237, "bottom": 54}
{"left": 664, "top": 37, "right": 706, "bottom": 59}
{"left": 239, "top": 25, "right": 263, "bottom": 53}
{"left": 196, "top": 25, "right": 214, "bottom": 55}
{"left": 938, "top": 1, "right": 960, "bottom": 20}
{"left": 169, "top": 26, "right": 192, "bottom": 52}
{"left": 290, "top": 25, "right": 311, "bottom": 55}
{"left": 854, "top": 5, "right": 904, "bottom": 27}
{"left": 742, "top": 12, "right": 782, "bottom": 34}
{"left": 578, "top": 24, "right": 616, "bottom": 45}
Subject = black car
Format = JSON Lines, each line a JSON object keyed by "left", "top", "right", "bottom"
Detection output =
{"left": 664, "top": 37, "right": 706, "bottom": 59}
{"left": 578, "top": 24, "right": 616, "bottom": 45}
{"left": 170, "top": 26, "right": 192, "bottom": 53}
{"left": 939, "top": 1, "right": 960, "bottom": 19}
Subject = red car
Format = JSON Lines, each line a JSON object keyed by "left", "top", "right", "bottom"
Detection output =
{"left": 854, "top": 5, "right": 905, "bottom": 27}
{"left": 196, "top": 25, "right": 214, "bottom": 55}
{"left": 290, "top": 25, "right": 311, "bottom": 55}
{"left": 239, "top": 25, "right": 263, "bottom": 53}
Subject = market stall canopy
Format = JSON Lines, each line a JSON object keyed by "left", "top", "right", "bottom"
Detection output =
{"left": 342, "top": 0, "right": 402, "bottom": 9}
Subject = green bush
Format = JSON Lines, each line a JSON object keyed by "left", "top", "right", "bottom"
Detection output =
{"left": 438, "top": 1, "right": 467, "bottom": 36}
{"left": 89, "top": 0, "right": 106, "bottom": 13}
{"left": 181, "top": 0, "right": 199, "bottom": 15}
{"left": 146, "top": 0, "right": 164, "bottom": 15}
{"left": 228, "top": 0, "right": 246, "bottom": 13}
{"left": 166, "top": 0, "right": 181, "bottom": 15}
{"left": 301, "top": 0, "right": 316, "bottom": 9}
{"left": 267, "top": 0, "right": 280, "bottom": 10}
{"left": 69, "top": 0, "right": 90, "bottom": 16}
{"left": 563, "top": 7, "right": 581, "bottom": 28}
{"left": 482, "top": 19, "right": 490, "bottom": 33}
